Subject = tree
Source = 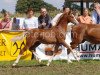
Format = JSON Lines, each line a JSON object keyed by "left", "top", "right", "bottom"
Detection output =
{"left": 16, "top": 0, "right": 57, "bottom": 13}
{"left": 64, "top": 0, "right": 81, "bottom": 10}
{"left": 1, "top": 9, "right": 7, "bottom": 14}
{"left": 64, "top": 0, "right": 72, "bottom": 8}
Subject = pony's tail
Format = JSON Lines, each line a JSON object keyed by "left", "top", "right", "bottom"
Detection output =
{"left": 11, "top": 32, "right": 29, "bottom": 42}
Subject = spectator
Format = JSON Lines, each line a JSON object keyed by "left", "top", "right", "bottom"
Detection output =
{"left": 38, "top": 8, "right": 53, "bottom": 57}
{"left": 72, "top": 9, "right": 80, "bottom": 19}
{"left": 51, "top": 7, "right": 70, "bottom": 26}
{"left": 22, "top": 8, "right": 38, "bottom": 30}
{"left": 0, "top": 12, "right": 12, "bottom": 30}
{"left": 38, "top": 8, "right": 52, "bottom": 29}
{"left": 92, "top": 2, "right": 100, "bottom": 24}
{"left": 77, "top": 8, "right": 93, "bottom": 24}
{"left": 12, "top": 17, "right": 20, "bottom": 30}
{"left": 21, "top": 8, "right": 38, "bottom": 59}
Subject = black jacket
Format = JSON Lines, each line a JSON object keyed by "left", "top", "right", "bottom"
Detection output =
{"left": 38, "top": 14, "right": 52, "bottom": 29}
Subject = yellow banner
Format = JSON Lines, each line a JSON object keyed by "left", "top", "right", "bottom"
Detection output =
{"left": 0, "top": 31, "right": 32, "bottom": 61}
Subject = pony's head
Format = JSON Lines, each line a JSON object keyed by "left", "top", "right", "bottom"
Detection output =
{"left": 56, "top": 10, "right": 79, "bottom": 26}
{"left": 66, "top": 11, "right": 79, "bottom": 24}
{"left": 61, "top": 11, "right": 78, "bottom": 24}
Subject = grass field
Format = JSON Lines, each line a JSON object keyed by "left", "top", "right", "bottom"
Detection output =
{"left": 0, "top": 60, "right": 100, "bottom": 75}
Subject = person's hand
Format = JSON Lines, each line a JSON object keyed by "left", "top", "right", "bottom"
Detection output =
{"left": 42, "top": 22, "right": 46, "bottom": 26}
{"left": 0, "top": 29, "right": 2, "bottom": 32}
{"left": 94, "top": 5, "right": 100, "bottom": 16}
{"left": 94, "top": 5, "right": 100, "bottom": 11}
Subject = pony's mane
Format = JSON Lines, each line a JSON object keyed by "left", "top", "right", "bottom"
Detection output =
{"left": 54, "top": 13, "right": 64, "bottom": 26}
{"left": 54, "top": 11, "right": 72, "bottom": 26}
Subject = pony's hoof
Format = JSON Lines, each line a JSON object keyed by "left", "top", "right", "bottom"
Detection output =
{"left": 39, "top": 59, "right": 42, "bottom": 63}
{"left": 12, "top": 63, "right": 17, "bottom": 67}
{"left": 77, "top": 57, "right": 80, "bottom": 62}
{"left": 36, "top": 58, "right": 42, "bottom": 63}
{"left": 75, "top": 57, "right": 80, "bottom": 62}
{"left": 46, "top": 63, "right": 50, "bottom": 66}
{"left": 67, "top": 60, "right": 72, "bottom": 64}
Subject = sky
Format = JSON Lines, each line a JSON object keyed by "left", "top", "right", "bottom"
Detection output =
{"left": 44, "top": 0, "right": 64, "bottom": 9}
{"left": 0, "top": 0, "right": 17, "bottom": 13}
{"left": 0, "top": 0, "right": 65, "bottom": 13}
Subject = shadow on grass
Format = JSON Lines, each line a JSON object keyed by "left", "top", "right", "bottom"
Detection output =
{"left": 11, "top": 64, "right": 47, "bottom": 68}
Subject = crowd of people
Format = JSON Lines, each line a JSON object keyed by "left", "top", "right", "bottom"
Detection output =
{"left": 0, "top": 2, "right": 100, "bottom": 31}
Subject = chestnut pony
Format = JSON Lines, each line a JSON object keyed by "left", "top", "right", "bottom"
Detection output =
{"left": 68, "top": 23, "right": 100, "bottom": 62}
{"left": 11, "top": 12, "right": 78, "bottom": 66}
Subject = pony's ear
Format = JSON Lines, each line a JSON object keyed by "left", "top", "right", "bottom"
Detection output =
{"left": 68, "top": 10, "right": 72, "bottom": 15}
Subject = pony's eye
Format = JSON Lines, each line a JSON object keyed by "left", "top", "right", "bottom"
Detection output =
{"left": 70, "top": 16, "right": 74, "bottom": 18}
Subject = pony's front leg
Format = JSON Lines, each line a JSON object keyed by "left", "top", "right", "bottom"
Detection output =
{"left": 12, "top": 55, "right": 22, "bottom": 67}
{"left": 12, "top": 46, "right": 28, "bottom": 67}
{"left": 67, "top": 54, "right": 72, "bottom": 63}
{"left": 61, "top": 41, "right": 79, "bottom": 62}
{"left": 70, "top": 43, "right": 81, "bottom": 62}
{"left": 66, "top": 48, "right": 72, "bottom": 63}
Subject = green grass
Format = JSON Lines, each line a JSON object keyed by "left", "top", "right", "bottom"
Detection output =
{"left": 0, "top": 60, "right": 100, "bottom": 75}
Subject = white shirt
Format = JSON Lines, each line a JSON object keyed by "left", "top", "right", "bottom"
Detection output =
{"left": 51, "top": 13, "right": 78, "bottom": 26}
{"left": 51, "top": 13, "right": 63, "bottom": 26}
{"left": 22, "top": 16, "right": 38, "bottom": 29}
{"left": 92, "top": 11, "right": 100, "bottom": 24}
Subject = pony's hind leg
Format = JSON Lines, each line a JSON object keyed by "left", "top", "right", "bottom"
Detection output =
{"left": 47, "top": 44, "right": 59, "bottom": 66}
{"left": 30, "top": 42, "right": 41, "bottom": 62}
{"left": 32, "top": 51, "right": 41, "bottom": 63}
{"left": 46, "top": 53, "right": 56, "bottom": 66}
{"left": 12, "top": 46, "right": 28, "bottom": 67}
